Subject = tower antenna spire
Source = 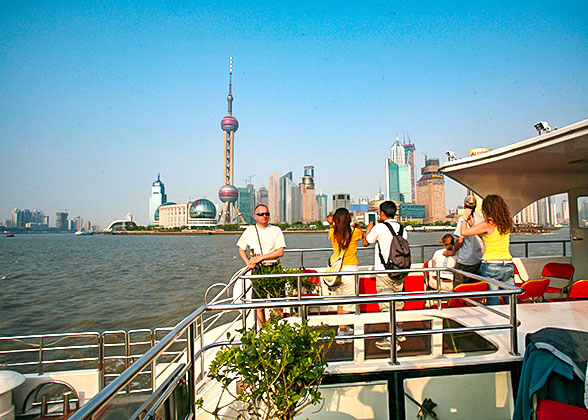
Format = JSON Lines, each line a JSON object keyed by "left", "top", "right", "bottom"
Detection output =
{"left": 227, "top": 56, "right": 233, "bottom": 115}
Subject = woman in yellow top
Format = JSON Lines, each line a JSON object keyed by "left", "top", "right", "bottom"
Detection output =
{"left": 328, "top": 208, "right": 363, "bottom": 338}
{"left": 459, "top": 194, "right": 514, "bottom": 305}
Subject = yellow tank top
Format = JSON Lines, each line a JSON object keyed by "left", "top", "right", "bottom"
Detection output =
{"left": 482, "top": 228, "right": 512, "bottom": 260}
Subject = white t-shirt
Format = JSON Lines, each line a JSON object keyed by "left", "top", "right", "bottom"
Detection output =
{"left": 454, "top": 213, "right": 485, "bottom": 265}
{"left": 364, "top": 220, "right": 408, "bottom": 271}
{"left": 236, "top": 224, "right": 286, "bottom": 264}
{"left": 430, "top": 249, "right": 457, "bottom": 281}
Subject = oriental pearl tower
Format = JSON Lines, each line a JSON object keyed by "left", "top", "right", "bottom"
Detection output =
{"left": 218, "top": 57, "right": 245, "bottom": 224}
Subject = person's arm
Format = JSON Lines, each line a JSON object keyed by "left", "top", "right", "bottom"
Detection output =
{"left": 444, "top": 236, "right": 464, "bottom": 256}
{"left": 362, "top": 221, "right": 375, "bottom": 246}
{"left": 249, "top": 247, "right": 284, "bottom": 265}
{"left": 238, "top": 247, "right": 256, "bottom": 269}
{"left": 460, "top": 209, "right": 491, "bottom": 236}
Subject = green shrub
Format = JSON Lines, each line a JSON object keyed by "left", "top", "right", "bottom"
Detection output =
{"left": 199, "top": 317, "right": 334, "bottom": 420}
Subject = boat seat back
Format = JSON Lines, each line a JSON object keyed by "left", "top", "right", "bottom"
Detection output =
{"left": 542, "top": 262, "right": 575, "bottom": 296}
{"left": 568, "top": 279, "right": 588, "bottom": 300}
{"left": 448, "top": 281, "right": 488, "bottom": 308}
{"left": 517, "top": 278, "right": 550, "bottom": 302}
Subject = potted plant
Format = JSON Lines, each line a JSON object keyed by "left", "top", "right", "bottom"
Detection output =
{"left": 197, "top": 317, "right": 334, "bottom": 420}
{"left": 251, "top": 264, "right": 317, "bottom": 299}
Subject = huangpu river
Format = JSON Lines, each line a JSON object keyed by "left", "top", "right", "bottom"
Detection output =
{"left": 0, "top": 229, "right": 570, "bottom": 337}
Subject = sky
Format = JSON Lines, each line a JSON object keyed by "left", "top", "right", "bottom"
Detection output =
{"left": 1, "top": 1, "right": 587, "bottom": 227}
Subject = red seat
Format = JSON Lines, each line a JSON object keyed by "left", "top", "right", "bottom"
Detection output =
{"left": 359, "top": 276, "right": 381, "bottom": 312}
{"left": 422, "top": 260, "right": 431, "bottom": 288}
{"left": 513, "top": 262, "right": 523, "bottom": 286}
{"left": 540, "top": 262, "right": 575, "bottom": 296}
{"left": 536, "top": 399, "right": 588, "bottom": 420}
{"left": 448, "top": 281, "right": 488, "bottom": 308}
{"left": 403, "top": 273, "right": 426, "bottom": 310}
{"left": 567, "top": 279, "right": 588, "bottom": 300}
{"left": 517, "top": 278, "right": 550, "bottom": 303}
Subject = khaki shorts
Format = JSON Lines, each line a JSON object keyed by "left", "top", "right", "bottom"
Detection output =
{"left": 333, "top": 265, "right": 359, "bottom": 312}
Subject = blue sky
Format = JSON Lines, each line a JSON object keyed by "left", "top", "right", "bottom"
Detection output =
{"left": 1, "top": 1, "right": 587, "bottom": 226}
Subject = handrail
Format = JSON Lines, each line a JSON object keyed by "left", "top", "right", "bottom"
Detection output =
{"left": 284, "top": 238, "right": 570, "bottom": 264}
{"left": 70, "top": 265, "right": 522, "bottom": 420}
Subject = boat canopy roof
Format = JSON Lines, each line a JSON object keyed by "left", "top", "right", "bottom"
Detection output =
{"left": 439, "top": 118, "right": 588, "bottom": 214}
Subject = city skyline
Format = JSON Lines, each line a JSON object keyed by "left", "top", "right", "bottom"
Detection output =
{"left": 2, "top": 2, "right": 587, "bottom": 226}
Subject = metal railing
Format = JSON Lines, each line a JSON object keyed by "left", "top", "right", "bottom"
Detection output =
{"left": 70, "top": 264, "right": 522, "bottom": 420}
{"left": 285, "top": 238, "right": 570, "bottom": 267}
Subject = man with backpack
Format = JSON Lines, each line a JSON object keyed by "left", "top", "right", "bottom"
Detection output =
{"left": 362, "top": 201, "right": 410, "bottom": 311}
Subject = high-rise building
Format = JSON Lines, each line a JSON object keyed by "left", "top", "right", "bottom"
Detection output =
{"left": 403, "top": 138, "right": 416, "bottom": 203}
{"left": 416, "top": 158, "right": 446, "bottom": 223}
{"left": 332, "top": 193, "right": 351, "bottom": 211}
{"left": 10, "top": 208, "right": 43, "bottom": 228}
{"left": 74, "top": 216, "right": 83, "bottom": 232}
{"left": 217, "top": 57, "right": 245, "bottom": 225}
{"left": 279, "top": 172, "right": 301, "bottom": 224}
{"left": 386, "top": 137, "right": 411, "bottom": 202}
{"left": 300, "top": 165, "right": 318, "bottom": 223}
{"left": 316, "top": 193, "right": 328, "bottom": 221}
{"left": 237, "top": 187, "right": 255, "bottom": 224}
{"left": 257, "top": 186, "right": 268, "bottom": 207}
{"left": 149, "top": 173, "right": 167, "bottom": 225}
{"left": 561, "top": 200, "right": 570, "bottom": 224}
{"left": 514, "top": 202, "right": 539, "bottom": 224}
{"left": 268, "top": 173, "right": 281, "bottom": 224}
{"left": 56, "top": 212, "right": 68, "bottom": 230}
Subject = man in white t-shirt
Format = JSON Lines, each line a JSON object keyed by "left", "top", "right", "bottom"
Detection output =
{"left": 363, "top": 201, "right": 409, "bottom": 312}
{"left": 237, "top": 204, "right": 286, "bottom": 326}
{"left": 444, "top": 195, "right": 484, "bottom": 286}
{"left": 237, "top": 204, "right": 286, "bottom": 269}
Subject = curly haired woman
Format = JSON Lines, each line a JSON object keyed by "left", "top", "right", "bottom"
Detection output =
{"left": 459, "top": 195, "right": 514, "bottom": 305}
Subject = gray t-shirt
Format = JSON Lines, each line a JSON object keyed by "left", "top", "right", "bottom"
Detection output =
{"left": 453, "top": 213, "right": 484, "bottom": 265}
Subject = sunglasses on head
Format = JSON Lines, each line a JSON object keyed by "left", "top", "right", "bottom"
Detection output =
{"left": 255, "top": 212, "right": 270, "bottom": 217}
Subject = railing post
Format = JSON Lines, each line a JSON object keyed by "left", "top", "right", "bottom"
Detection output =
{"left": 389, "top": 304, "right": 398, "bottom": 365}
{"left": 563, "top": 241, "right": 567, "bottom": 257}
{"left": 38, "top": 336, "right": 44, "bottom": 375}
{"left": 98, "top": 334, "right": 105, "bottom": 390}
{"left": 199, "top": 316, "right": 205, "bottom": 381}
{"left": 510, "top": 296, "right": 519, "bottom": 356}
{"left": 355, "top": 272, "right": 360, "bottom": 315}
{"left": 300, "top": 250, "right": 304, "bottom": 269}
{"left": 187, "top": 322, "right": 196, "bottom": 419}
{"left": 150, "top": 330, "right": 156, "bottom": 392}
{"left": 420, "top": 246, "right": 425, "bottom": 264}
{"left": 524, "top": 242, "right": 529, "bottom": 258}
{"left": 125, "top": 332, "right": 131, "bottom": 394}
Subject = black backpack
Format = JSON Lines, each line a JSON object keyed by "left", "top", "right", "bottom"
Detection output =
{"left": 377, "top": 222, "right": 411, "bottom": 279}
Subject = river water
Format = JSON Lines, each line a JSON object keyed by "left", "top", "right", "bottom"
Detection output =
{"left": 0, "top": 229, "right": 570, "bottom": 337}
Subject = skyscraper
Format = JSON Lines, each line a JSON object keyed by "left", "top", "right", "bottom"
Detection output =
{"left": 416, "top": 158, "right": 446, "bottom": 223}
{"left": 257, "top": 186, "right": 268, "bottom": 207}
{"left": 386, "top": 136, "right": 410, "bottom": 202}
{"left": 56, "top": 212, "right": 68, "bottom": 230}
{"left": 237, "top": 187, "right": 255, "bottom": 224}
{"left": 149, "top": 173, "right": 167, "bottom": 225}
{"left": 218, "top": 57, "right": 245, "bottom": 224}
{"left": 280, "top": 172, "right": 301, "bottom": 224}
{"left": 316, "top": 193, "right": 328, "bottom": 221}
{"left": 300, "top": 165, "right": 318, "bottom": 223}
{"left": 403, "top": 137, "right": 416, "bottom": 203}
{"left": 332, "top": 193, "right": 351, "bottom": 210}
{"left": 268, "top": 173, "right": 281, "bottom": 224}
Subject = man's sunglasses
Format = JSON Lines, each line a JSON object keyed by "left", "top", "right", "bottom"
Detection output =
{"left": 255, "top": 212, "right": 270, "bottom": 217}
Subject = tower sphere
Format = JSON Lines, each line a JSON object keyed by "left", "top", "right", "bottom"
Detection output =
{"left": 221, "top": 115, "right": 239, "bottom": 132}
{"left": 218, "top": 184, "right": 239, "bottom": 203}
